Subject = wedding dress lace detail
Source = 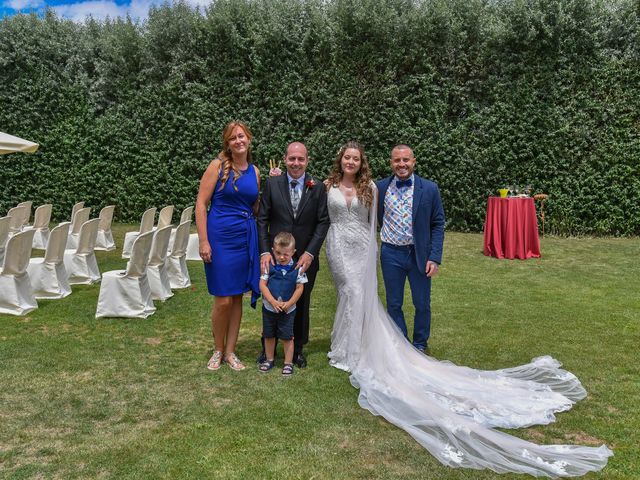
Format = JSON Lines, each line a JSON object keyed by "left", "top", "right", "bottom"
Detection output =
{"left": 325, "top": 184, "right": 612, "bottom": 477}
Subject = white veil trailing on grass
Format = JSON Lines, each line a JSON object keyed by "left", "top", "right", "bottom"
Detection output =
{"left": 336, "top": 189, "right": 612, "bottom": 477}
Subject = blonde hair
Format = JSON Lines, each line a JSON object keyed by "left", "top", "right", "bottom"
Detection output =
{"left": 326, "top": 141, "right": 374, "bottom": 208}
{"left": 218, "top": 121, "right": 253, "bottom": 191}
{"left": 273, "top": 231, "right": 295, "bottom": 250}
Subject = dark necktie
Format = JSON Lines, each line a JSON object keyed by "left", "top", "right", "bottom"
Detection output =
{"left": 396, "top": 179, "right": 412, "bottom": 189}
{"left": 290, "top": 180, "right": 300, "bottom": 213}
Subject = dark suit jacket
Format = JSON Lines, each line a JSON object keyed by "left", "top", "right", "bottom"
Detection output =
{"left": 376, "top": 175, "right": 445, "bottom": 270}
{"left": 258, "top": 173, "right": 330, "bottom": 265}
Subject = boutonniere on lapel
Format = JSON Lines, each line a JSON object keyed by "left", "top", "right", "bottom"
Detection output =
{"left": 305, "top": 179, "right": 316, "bottom": 191}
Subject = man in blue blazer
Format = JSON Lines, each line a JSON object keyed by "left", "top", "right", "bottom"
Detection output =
{"left": 376, "top": 145, "right": 445, "bottom": 352}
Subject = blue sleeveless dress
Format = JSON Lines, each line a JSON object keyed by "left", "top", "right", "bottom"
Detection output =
{"left": 204, "top": 165, "right": 260, "bottom": 306}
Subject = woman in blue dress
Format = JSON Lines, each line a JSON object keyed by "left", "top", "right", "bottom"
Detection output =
{"left": 195, "top": 121, "right": 260, "bottom": 372}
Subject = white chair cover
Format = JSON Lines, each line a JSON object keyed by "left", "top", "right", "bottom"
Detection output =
{"left": 71, "top": 201, "right": 84, "bottom": 222}
{"left": 0, "top": 229, "right": 37, "bottom": 315}
{"left": 63, "top": 218, "right": 100, "bottom": 285}
{"left": 17, "top": 201, "right": 33, "bottom": 226}
{"left": 166, "top": 220, "right": 191, "bottom": 289}
{"left": 23, "top": 204, "right": 52, "bottom": 250}
{"left": 179, "top": 206, "right": 193, "bottom": 224}
{"left": 95, "top": 205, "right": 116, "bottom": 251}
{"left": 66, "top": 207, "right": 91, "bottom": 249}
{"left": 7, "top": 205, "right": 27, "bottom": 234}
{"left": 122, "top": 207, "right": 157, "bottom": 259}
{"left": 0, "top": 216, "right": 11, "bottom": 266}
{"left": 96, "top": 231, "right": 156, "bottom": 319}
{"left": 168, "top": 206, "right": 193, "bottom": 252}
{"left": 156, "top": 205, "right": 174, "bottom": 230}
{"left": 27, "top": 222, "right": 72, "bottom": 299}
{"left": 147, "top": 225, "right": 173, "bottom": 301}
{"left": 186, "top": 233, "right": 201, "bottom": 261}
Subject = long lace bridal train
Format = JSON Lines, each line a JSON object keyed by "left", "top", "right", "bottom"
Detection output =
{"left": 325, "top": 185, "right": 612, "bottom": 477}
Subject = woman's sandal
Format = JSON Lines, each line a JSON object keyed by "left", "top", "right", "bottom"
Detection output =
{"left": 207, "top": 351, "right": 224, "bottom": 371}
{"left": 258, "top": 360, "right": 275, "bottom": 373}
{"left": 224, "top": 352, "right": 246, "bottom": 371}
{"left": 282, "top": 363, "right": 294, "bottom": 377}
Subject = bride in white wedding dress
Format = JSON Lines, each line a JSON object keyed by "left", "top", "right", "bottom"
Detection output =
{"left": 324, "top": 142, "right": 612, "bottom": 477}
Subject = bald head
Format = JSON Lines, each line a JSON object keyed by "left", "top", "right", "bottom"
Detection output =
{"left": 284, "top": 142, "right": 309, "bottom": 179}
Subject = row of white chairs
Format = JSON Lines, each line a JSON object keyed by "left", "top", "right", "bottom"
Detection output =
{"left": 0, "top": 217, "right": 192, "bottom": 317}
{"left": 2, "top": 201, "right": 116, "bottom": 252}
{"left": 96, "top": 221, "right": 192, "bottom": 318}
{"left": 122, "top": 205, "right": 193, "bottom": 258}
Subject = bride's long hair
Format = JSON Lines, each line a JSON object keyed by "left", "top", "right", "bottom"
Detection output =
{"left": 326, "top": 141, "right": 374, "bottom": 208}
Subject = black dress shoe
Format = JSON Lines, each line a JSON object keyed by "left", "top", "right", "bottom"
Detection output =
{"left": 293, "top": 352, "right": 307, "bottom": 368}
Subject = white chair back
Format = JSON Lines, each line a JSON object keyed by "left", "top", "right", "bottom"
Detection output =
{"left": 98, "top": 205, "right": 115, "bottom": 231}
{"left": 17, "top": 201, "right": 33, "bottom": 225}
{"left": 7, "top": 206, "right": 27, "bottom": 232}
{"left": 139, "top": 207, "right": 157, "bottom": 234}
{"left": 32, "top": 204, "right": 53, "bottom": 229}
{"left": 44, "top": 222, "right": 70, "bottom": 264}
{"left": 179, "top": 206, "right": 193, "bottom": 224}
{"left": 76, "top": 218, "right": 100, "bottom": 255}
{"left": 71, "top": 201, "right": 85, "bottom": 222}
{"left": 157, "top": 205, "right": 174, "bottom": 229}
{"left": 0, "top": 216, "right": 11, "bottom": 249}
{"left": 149, "top": 226, "right": 172, "bottom": 266}
{"left": 171, "top": 221, "right": 191, "bottom": 257}
{"left": 71, "top": 207, "right": 91, "bottom": 235}
{"left": 2, "top": 229, "right": 35, "bottom": 275}
{"left": 126, "top": 231, "right": 154, "bottom": 277}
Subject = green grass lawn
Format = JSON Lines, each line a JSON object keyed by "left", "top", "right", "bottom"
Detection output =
{"left": 1, "top": 226, "right": 638, "bottom": 479}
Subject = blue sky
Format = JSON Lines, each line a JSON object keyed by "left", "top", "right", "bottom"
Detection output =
{"left": 0, "top": 0, "right": 208, "bottom": 21}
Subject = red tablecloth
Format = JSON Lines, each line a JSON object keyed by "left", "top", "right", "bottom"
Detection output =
{"left": 483, "top": 197, "right": 540, "bottom": 260}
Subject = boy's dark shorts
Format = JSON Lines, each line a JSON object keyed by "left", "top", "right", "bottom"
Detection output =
{"left": 262, "top": 307, "right": 295, "bottom": 340}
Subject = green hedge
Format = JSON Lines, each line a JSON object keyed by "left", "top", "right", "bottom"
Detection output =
{"left": 1, "top": 0, "right": 639, "bottom": 235}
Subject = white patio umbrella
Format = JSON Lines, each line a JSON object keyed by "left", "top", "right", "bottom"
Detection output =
{"left": 0, "top": 132, "right": 39, "bottom": 154}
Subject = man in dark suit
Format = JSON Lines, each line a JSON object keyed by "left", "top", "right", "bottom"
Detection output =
{"left": 257, "top": 142, "right": 330, "bottom": 367}
{"left": 376, "top": 144, "right": 445, "bottom": 352}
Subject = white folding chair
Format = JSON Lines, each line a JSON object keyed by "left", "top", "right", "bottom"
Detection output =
{"left": 0, "top": 229, "right": 37, "bottom": 316}
{"left": 95, "top": 205, "right": 116, "bottom": 251}
{"left": 63, "top": 218, "right": 100, "bottom": 285}
{"left": 71, "top": 201, "right": 84, "bottom": 222}
{"left": 122, "top": 207, "right": 157, "bottom": 259}
{"left": 23, "top": 204, "right": 53, "bottom": 250}
{"left": 17, "top": 201, "right": 33, "bottom": 226}
{"left": 96, "top": 231, "right": 155, "bottom": 319}
{"left": 66, "top": 207, "right": 91, "bottom": 249}
{"left": 147, "top": 225, "right": 173, "bottom": 301}
{"left": 156, "top": 205, "right": 174, "bottom": 230}
{"left": 168, "top": 206, "right": 193, "bottom": 252}
{"left": 27, "top": 222, "right": 72, "bottom": 299}
{"left": 7, "top": 205, "right": 27, "bottom": 235}
{"left": 0, "top": 216, "right": 11, "bottom": 266}
{"left": 166, "top": 220, "right": 191, "bottom": 289}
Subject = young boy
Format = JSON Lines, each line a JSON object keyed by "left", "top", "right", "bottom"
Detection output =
{"left": 259, "top": 232, "right": 307, "bottom": 376}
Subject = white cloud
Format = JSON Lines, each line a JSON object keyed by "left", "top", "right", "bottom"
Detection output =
{"left": 52, "top": 0, "right": 128, "bottom": 21}
{"left": 2, "top": 0, "right": 212, "bottom": 21}
{"left": 6, "top": 0, "right": 43, "bottom": 9}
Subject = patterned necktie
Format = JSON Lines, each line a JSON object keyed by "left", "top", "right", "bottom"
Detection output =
{"left": 290, "top": 180, "right": 300, "bottom": 214}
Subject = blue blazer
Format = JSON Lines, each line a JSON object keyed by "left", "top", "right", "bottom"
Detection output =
{"left": 376, "top": 175, "right": 445, "bottom": 269}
